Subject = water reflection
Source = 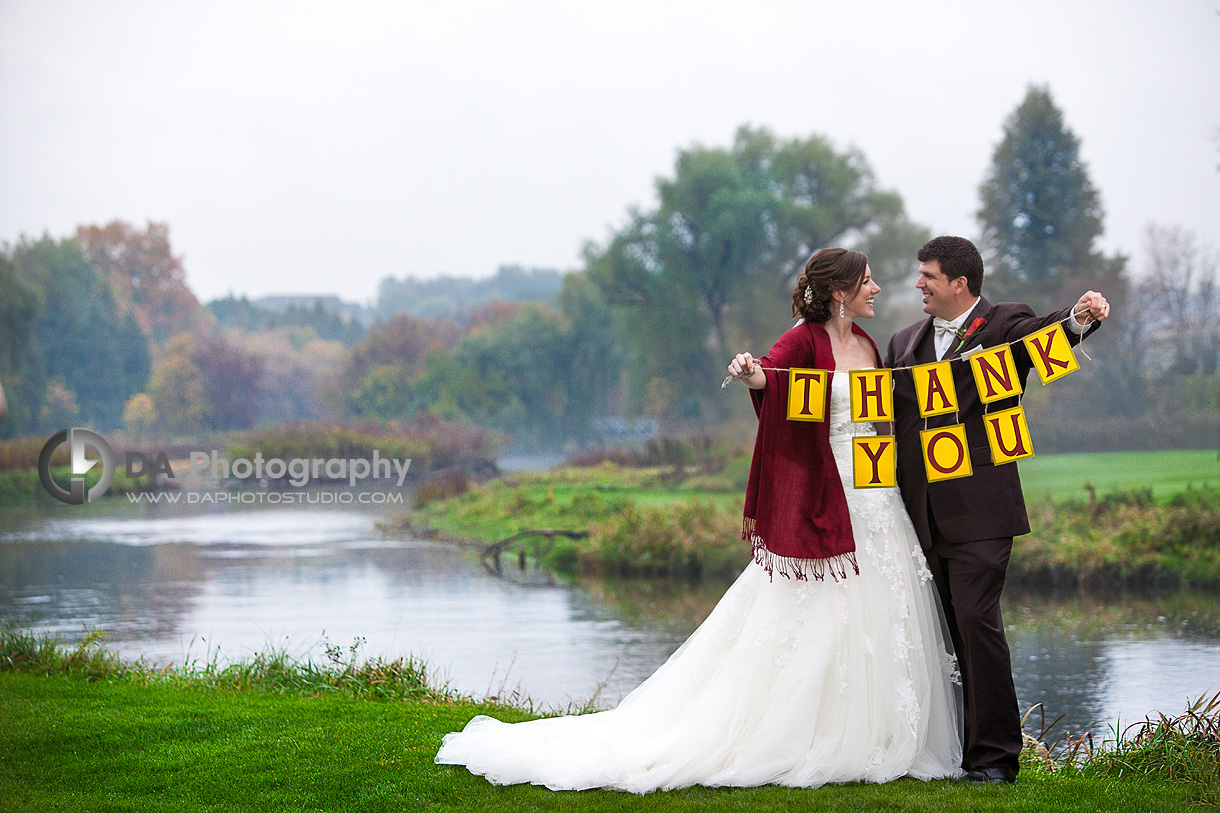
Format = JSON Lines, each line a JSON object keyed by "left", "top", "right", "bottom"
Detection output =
{"left": 1, "top": 502, "right": 1216, "bottom": 734}
{"left": 1005, "top": 591, "right": 1220, "bottom": 736}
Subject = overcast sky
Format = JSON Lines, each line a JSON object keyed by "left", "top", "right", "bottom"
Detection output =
{"left": 2, "top": 0, "right": 1217, "bottom": 305}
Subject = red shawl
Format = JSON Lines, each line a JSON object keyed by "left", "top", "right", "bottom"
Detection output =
{"left": 742, "top": 320, "right": 881, "bottom": 581}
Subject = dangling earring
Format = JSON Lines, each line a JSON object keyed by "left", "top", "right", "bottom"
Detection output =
{"left": 839, "top": 299, "right": 845, "bottom": 319}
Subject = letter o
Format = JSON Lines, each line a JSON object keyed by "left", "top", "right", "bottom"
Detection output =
{"left": 928, "top": 431, "right": 965, "bottom": 474}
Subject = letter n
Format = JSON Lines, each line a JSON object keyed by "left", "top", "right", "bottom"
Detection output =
{"left": 969, "top": 344, "right": 1022, "bottom": 403}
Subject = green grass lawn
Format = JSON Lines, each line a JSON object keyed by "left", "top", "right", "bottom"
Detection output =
{"left": 1020, "top": 449, "right": 1220, "bottom": 502}
{"left": 0, "top": 672, "right": 1197, "bottom": 813}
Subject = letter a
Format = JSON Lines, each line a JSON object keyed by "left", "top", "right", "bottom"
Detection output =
{"left": 912, "top": 362, "right": 957, "bottom": 417}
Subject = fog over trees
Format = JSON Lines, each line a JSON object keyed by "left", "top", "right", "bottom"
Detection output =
{"left": 2, "top": 94, "right": 1215, "bottom": 451}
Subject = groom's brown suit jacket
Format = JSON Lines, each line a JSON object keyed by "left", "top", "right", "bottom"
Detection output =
{"left": 884, "top": 297, "right": 1099, "bottom": 549}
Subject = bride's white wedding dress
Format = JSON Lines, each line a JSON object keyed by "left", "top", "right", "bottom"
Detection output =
{"left": 436, "top": 384, "right": 963, "bottom": 792}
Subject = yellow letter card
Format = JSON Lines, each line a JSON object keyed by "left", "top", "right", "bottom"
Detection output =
{"left": 1022, "top": 323, "right": 1080, "bottom": 385}
{"left": 852, "top": 436, "right": 897, "bottom": 489}
{"left": 968, "top": 344, "right": 1023, "bottom": 404}
{"left": 983, "top": 405, "right": 1035, "bottom": 464}
{"left": 786, "top": 368, "right": 828, "bottom": 422}
{"left": 911, "top": 361, "right": 958, "bottom": 417}
{"left": 920, "top": 424, "right": 973, "bottom": 482}
{"left": 849, "top": 369, "right": 893, "bottom": 422}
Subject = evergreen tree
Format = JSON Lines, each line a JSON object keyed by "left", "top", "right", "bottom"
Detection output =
{"left": 9, "top": 236, "right": 151, "bottom": 432}
{"left": 0, "top": 255, "right": 42, "bottom": 437}
{"left": 978, "top": 85, "right": 1117, "bottom": 311}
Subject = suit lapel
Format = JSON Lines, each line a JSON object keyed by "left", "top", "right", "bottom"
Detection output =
{"left": 941, "top": 297, "right": 995, "bottom": 361}
{"left": 905, "top": 319, "right": 936, "bottom": 365}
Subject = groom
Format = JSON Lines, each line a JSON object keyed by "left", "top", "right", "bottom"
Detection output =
{"left": 884, "top": 236, "right": 1109, "bottom": 785}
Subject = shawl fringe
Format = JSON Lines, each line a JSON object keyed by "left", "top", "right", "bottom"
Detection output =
{"left": 744, "top": 517, "right": 860, "bottom": 583}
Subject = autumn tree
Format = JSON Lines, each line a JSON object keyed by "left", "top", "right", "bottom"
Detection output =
{"left": 147, "top": 337, "right": 208, "bottom": 434}
{"left": 123, "top": 392, "right": 158, "bottom": 440}
{"left": 341, "top": 314, "right": 465, "bottom": 418}
{"left": 147, "top": 333, "right": 264, "bottom": 433}
{"left": 76, "top": 220, "right": 203, "bottom": 344}
{"left": 341, "top": 277, "right": 621, "bottom": 446}
{"left": 977, "top": 86, "right": 1126, "bottom": 311}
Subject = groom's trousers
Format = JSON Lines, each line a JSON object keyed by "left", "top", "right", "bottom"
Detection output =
{"left": 924, "top": 507, "right": 1023, "bottom": 774}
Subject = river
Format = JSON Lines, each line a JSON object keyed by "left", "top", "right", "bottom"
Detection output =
{"left": 1, "top": 497, "right": 1216, "bottom": 740}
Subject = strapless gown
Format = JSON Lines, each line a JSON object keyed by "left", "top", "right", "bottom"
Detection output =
{"left": 435, "top": 383, "right": 963, "bottom": 792}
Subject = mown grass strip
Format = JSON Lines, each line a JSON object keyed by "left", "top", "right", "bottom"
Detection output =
{"left": 0, "top": 672, "right": 1198, "bottom": 813}
{"left": 1, "top": 629, "right": 1215, "bottom": 811}
{"left": 1020, "top": 449, "right": 1220, "bottom": 502}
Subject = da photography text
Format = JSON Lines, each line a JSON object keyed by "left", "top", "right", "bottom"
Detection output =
{"left": 127, "top": 449, "right": 412, "bottom": 488}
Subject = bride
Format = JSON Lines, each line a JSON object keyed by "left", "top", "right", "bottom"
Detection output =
{"left": 436, "top": 248, "right": 963, "bottom": 793}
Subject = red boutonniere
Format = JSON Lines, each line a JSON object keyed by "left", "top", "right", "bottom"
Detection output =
{"left": 952, "top": 317, "right": 987, "bottom": 354}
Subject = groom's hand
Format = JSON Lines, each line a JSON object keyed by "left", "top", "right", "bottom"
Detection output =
{"left": 1074, "top": 291, "right": 1110, "bottom": 324}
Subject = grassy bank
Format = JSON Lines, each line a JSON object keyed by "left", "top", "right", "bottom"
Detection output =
{"left": 1, "top": 630, "right": 1216, "bottom": 812}
{"left": 0, "top": 463, "right": 173, "bottom": 506}
{"left": 1015, "top": 485, "right": 1220, "bottom": 588}
{"left": 394, "top": 452, "right": 1220, "bottom": 588}
{"left": 382, "top": 464, "right": 750, "bottom": 579}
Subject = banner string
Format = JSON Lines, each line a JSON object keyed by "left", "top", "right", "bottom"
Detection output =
{"left": 721, "top": 306, "right": 1097, "bottom": 389}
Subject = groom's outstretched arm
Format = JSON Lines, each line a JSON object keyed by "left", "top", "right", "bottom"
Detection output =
{"left": 1002, "top": 289, "right": 1110, "bottom": 346}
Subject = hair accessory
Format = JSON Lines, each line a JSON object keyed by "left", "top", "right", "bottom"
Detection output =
{"left": 804, "top": 285, "right": 814, "bottom": 306}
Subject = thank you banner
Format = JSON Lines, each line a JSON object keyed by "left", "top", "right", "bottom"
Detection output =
{"left": 781, "top": 321, "right": 1086, "bottom": 486}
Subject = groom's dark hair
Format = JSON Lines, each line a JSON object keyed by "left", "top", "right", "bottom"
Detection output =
{"left": 917, "top": 236, "right": 984, "bottom": 296}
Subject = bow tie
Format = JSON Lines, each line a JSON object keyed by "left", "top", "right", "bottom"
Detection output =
{"left": 933, "top": 318, "right": 958, "bottom": 339}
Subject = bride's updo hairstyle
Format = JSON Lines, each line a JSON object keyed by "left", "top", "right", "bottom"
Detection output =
{"left": 792, "top": 248, "right": 869, "bottom": 323}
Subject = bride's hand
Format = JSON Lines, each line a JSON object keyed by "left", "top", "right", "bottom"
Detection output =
{"left": 725, "top": 353, "right": 766, "bottom": 389}
{"left": 728, "top": 353, "right": 757, "bottom": 379}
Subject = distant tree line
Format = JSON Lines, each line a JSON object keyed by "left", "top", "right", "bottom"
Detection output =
{"left": 208, "top": 296, "right": 366, "bottom": 345}
{"left": 374, "top": 265, "right": 564, "bottom": 321}
{"left": 1, "top": 87, "right": 1214, "bottom": 452}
